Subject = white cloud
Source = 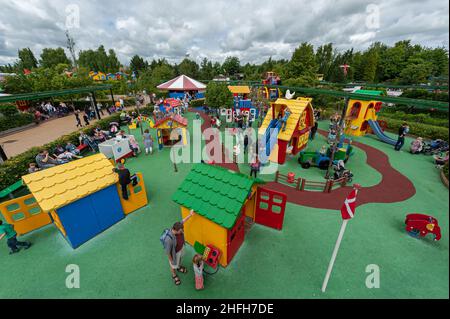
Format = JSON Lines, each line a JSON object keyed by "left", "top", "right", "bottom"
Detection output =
{"left": 0, "top": 0, "right": 447, "bottom": 66}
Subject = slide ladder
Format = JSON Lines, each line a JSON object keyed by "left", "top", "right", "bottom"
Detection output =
{"left": 367, "top": 120, "right": 397, "bottom": 146}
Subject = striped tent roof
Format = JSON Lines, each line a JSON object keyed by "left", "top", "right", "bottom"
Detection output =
{"left": 157, "top": 75, "right": 206, "bottom": 91}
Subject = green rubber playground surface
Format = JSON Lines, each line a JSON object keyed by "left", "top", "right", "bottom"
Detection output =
{"left": 0, "top": 113, "right": 448, "bottom": 299}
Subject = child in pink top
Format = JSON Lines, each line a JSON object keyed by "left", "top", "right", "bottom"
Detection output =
{"left": 193, "top": 254, "right": 204, "bottom": 290}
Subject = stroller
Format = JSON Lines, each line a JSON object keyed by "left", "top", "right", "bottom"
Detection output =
{"left": 423, "top": 139, "right": 449, "bottom": 155}
{"left": 80, "top": 133, "right": 99, "bottom": 152}
{"left": 109, "top": 122, "right": 120, "bottom": 137}
{"left": 331, "top": 160, "right": 353, "bottom": 183}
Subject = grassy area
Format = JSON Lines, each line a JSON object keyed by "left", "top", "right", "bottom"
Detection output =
{"left": 0, "top": 113, "right": 448, "bottom": 298}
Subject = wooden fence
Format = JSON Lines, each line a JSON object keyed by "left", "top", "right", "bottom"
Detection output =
{"left": 274, "top": 171, "right": 349, "bottom": 193}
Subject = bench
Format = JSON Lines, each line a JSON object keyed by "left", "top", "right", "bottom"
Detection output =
{"left": 0, "top": 180, "right": 24, "bottom": 199}
{"left": 77, "top": 144, "right": 89, "bottom": 154}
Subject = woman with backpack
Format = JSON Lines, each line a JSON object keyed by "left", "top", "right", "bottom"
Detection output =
{"left": 161, "top": 210, "right": 194, "bottom": 286}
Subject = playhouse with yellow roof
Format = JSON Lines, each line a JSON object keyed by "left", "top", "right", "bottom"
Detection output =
{"left": 258, "top": 96, "right": 315, "bottom": 164}
{"left": 0, "top": 154, "right": 148, "bottom": 248}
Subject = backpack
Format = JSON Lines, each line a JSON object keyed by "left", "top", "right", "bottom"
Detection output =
{"left": 160, "top": 229, "right": 173, "bottom": 249}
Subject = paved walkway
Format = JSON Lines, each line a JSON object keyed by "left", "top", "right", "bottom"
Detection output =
{"left": 0, "top": 110, "right": 127, "bottom": 158}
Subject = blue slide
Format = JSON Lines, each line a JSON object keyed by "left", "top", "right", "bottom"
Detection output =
{"left": 367, "top": 119, "right": 397, "bottom": 146}
{"left": 263, "top": 119, "right": 282, "bottom": 156}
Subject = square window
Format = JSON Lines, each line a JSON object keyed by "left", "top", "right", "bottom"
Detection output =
{"left": 12, "top": 212, "right": 25, "bottom": 221}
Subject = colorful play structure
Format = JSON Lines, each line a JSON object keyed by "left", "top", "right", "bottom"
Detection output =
{"left": 260, "top": 71, "right": 282, "bottom": 100}
{"left": 157, "top": 98, "right": 183, "bottom": 114}
{"left": 405, "top": 213, "right": 441, "bottom": 241}
{"left": 172, "top": 163, "right": 287, "bottom": 267}
{"left": 151, "top": 114, "right": 189, "bottom": 147}
{"left": 98, "top": 136, "right": 134, "bottom": 163}
{"left": 227, "top": 85, "right": 259, "bottom": 122}
{"left": 89, "top": 71, "right": 128, "bottom": 81}
{"left": 0, "top": 154, "right": 148, "bottom": 248}
{"left": 157, "top": 74, "right": 206, "bottom": 99}
{"left": 343, "top": 90, "right": 396, "bottom": 145}
{"left": 298, "top": 141, "right": 353, "bottom": 170}
{"left": 258, "top": 95, "right": 315, "bottom": 164}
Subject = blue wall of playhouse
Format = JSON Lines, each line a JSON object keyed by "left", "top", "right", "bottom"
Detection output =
{"left": 56, "top": 185, "right": 125, "bottom": 248}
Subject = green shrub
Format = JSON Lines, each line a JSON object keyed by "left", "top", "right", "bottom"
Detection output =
{"left": 379, "top": 110, "right": 448, "bottom": 128}
{"left": 135, "top": 106, "right": 154, "bottom": 117}
{"left": 190, "top": 98, "right": 205, "bottom": 108}
{"left": 0, "top": 113, "right": 120, "bottom": 190}
{"left": 0, "top": 104, "right": 19, "bottom": 117}
{"left": 0, "top": 113, "right": 34, "bottom": 133}
{"left": 379, "top": 116, "right": 449, "bottom": 141}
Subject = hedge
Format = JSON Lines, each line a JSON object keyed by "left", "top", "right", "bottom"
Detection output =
{"left": 379, "top": 116, "right": 449, "bottom": 141}
{"left": 0, "top": 113, "right": 34, "bottom": 133}
{"left": 379, "top": 110, "right": 449, "bottom": 128}
{"left": 190, "top": 98, "right": 205, "bottom": 108}
{"left": 0, "top": 112, "right": 120, "bottom": 190}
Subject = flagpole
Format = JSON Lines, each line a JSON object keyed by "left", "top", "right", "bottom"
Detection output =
{"left": 321, "top": 219, "right": 349, "bottom": 293}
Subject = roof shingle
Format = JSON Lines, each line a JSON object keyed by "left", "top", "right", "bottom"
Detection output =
{"left": 22, "top": 154, "right": 117, "bottom": 211}
{"left": 171, "top": 164, "right": 263, "bottom": 229}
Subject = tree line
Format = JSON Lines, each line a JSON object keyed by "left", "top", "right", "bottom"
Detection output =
{"left": 0, "top": 40, "right": 448, "bottom": 95}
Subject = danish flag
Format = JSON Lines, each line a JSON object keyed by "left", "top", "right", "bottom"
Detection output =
{"left": 340, "top": 186, "right": 360, "bottom": 220}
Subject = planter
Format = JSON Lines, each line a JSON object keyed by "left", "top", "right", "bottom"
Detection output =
{"left": 440, "top": 168, "right": 449, "bottom": 189}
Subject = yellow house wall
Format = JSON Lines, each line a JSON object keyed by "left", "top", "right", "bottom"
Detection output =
{"left": 344, "top": 99, "right": 379, "bottom": 137}
{"left": 180, "top": 206, "right": 229, "bottom": 267}
{"left": 243, "top": 186, "right": 257, "bottom": 219}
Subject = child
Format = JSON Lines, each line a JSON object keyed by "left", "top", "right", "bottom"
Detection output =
{"left": 65, "top": 142, "right": 81, "bottom": 156}
{"left": 28, "top": 163, "right": 40, "bottom": 174}
{"left": 193, "top": 254, "right": 204, "bottom": 290}
{"left": 0, "top": 220, "right": 32, "bottom": 254}
{"left": 128, "top": 135, "right": 140, "bottom": 156}
{"left": 250, "top": 156, "right": 261, "bottom": 178}
{"left": 143, "top": 129, "right": 154, "bottom": 155}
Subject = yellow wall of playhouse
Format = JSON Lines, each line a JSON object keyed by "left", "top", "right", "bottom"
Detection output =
{"left": 344, "top": 99, "right": 379, "bottom": 137}
{"left": 180, "top": 206, "right": 229, "bottom": 267}
{"left": 243, "top": 187, "right": 257, "bottom": 220}
{"left": 117, "top": 172, "right": 148, "bottom": 215}
{"left": 0, "top": 194, "right": 52, "bottom": 235}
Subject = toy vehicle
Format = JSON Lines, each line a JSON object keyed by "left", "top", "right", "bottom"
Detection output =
{"left": 405, "top": 214, "right": 441, "bottom": 241}
{"left": 298, "top": 147, "right": 350, "bottom": 170}
{"left": 298, "top": 151, "right": 330, "bottom": 170}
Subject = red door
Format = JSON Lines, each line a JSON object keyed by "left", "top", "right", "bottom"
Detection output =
{"left": 254, "top": 187, "right": 287, "bottom": 230}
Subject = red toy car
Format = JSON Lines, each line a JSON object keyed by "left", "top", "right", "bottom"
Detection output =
{"left": 405, "top": 214, "right": 441, "bottom": 241}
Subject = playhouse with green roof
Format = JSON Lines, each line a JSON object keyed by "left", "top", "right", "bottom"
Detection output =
{"left": 172, "top": 163, "right": 287, "bottom": 267}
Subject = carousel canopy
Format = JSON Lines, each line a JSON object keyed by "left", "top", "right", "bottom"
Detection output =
{"left": 157, "top": 74, "right": 206, "bottom": 91}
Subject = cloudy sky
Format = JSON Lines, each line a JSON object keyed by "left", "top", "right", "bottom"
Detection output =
{"left": 0, "top": 0, "right": 448, "bottom": 66}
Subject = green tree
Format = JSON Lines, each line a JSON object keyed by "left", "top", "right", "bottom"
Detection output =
{"left": 400, "top": 58, "right": 433, "bottom": 84}
{"left": 222, "top": 56, "right": 241, "bottom": 77}
{"left": 316, "top": 43, "right": 333, "bottom": 79}
{"left": 39, "top": 48, "right": 71, "bottom": 69}
{"left": 78, "top": 46, "right": 121, "bottom": 72}
{"left": 152, "top": 64, "right": 176, "bottom": 84}
{"left": 17, "top": 48, "right": 38, "bottom": 71}
{"left": 130, "top": 55, "right": 148, "bottom": 73}
{"left": 107, "top": 49, "right": 121, "bottom": 72}
{"left": 205, "top": 82, "right": 233, "bottom": 108}
{"left": 287, "top": 42, "right": 318, "bottom": 78}
{"left": 199, "top": 58, "right": 214, "bottom": 80}
{"left": 177, "top": 58, "right": 199, "bottom": 78}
